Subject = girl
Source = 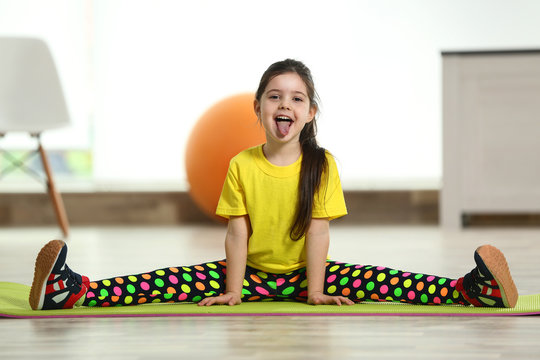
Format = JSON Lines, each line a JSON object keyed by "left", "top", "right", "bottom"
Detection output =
{"left": 29, "top": 59, "right": 518, "bottom": 310}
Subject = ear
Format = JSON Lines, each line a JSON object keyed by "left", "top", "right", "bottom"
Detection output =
{"left": 253, "top": 99, "right": 261, "bottom": 118}
{"left": 307, "top": 104, "right": 317, "bottom": 123}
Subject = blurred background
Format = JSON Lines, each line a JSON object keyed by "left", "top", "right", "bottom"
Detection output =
{"left": 1, "top": 0, "right": 540, "bottom": 227}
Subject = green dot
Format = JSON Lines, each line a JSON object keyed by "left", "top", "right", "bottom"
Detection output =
{"left": 268, "top": 281, "right": 277, "bottom": 290}
{"left": 446, "top": 299, "right": 454, "bottom": 304}
{"left": 421, "top": 294, "right": 428, "bottom": 303}
{"left": 282, "top": 286, "right": 295, "bottom": 295}
{"left": 438, "top": 278, "right": 447, "bottom": 285}
{"left": 329, "top": 265, "right": 339, "bottom": 272}
{"left": 124, "top": 296, "right": 133, "bottom": 305}
{"left": 152, "top": 290, "right": 161, "bottom": 295}
{"left": 377, "top": 273, "right": 386, "bottom": 282}
{"left": 403, "top": 279, "right": 412, "bottom": 288}
{"left": 100, "top": 289, "right": 109, "bottom": 297}
{"left": 209, "top": 270, "right": 220, "bottom": 279}
{"left": 364, "top": 266, "right": 373, "bottom": 270}
{"left": 209, "top": 280, "right": 220, "bottom": 289}
{"left": 243, "top": 279, "right": 249, "bottom": 286}
{"left": 339, "top": 277, "right": 349, "bottom": 286}
{"left": 299, "top": 279, "right": 308, "bottom": 288}
{"left": 127, "top": 284, "right": 136, "bottom": 294}
{"left": 327, "top": 285, "right": 337, "bottom": 294}
{"left": 156, "top": 270, "right": 165, "bottom": 276}
{"left": 164, "top": 293, "right": 173, "bottom": 300}
{"left": 88, "top": 300, "right": 97, "bottom": 307}
{"left": 352, "top": 270, "right": 361, "bottom": 277}
{"left": 181, "top": 284, "right": 191, "bottom": 293}
{"left": 155, "top": 279, "right": 165, "bottom": 288}
{"left": 257, "top": 272, "right": 268, "bottom": 279}
{"left": 152, "top": 298, "right": 161, "bottom": 303}
{"left": 192, "top": 296, "right": 202, "bottom": 302}
{"left": 182, "top": 267, "right": 192, "bottom": 272}
{"left": 385, "top": 296, "right": 393, "bottom": 301}
{"left": 366, "top": 281, "right": 375, "bottom": 291}
{"left": 394, "top": 287, "right": 403, "bottom": 297}
{"left": 453, "top": 290, "right": 460, "bottom": 298}
{"left": 242, "top": 288, "right": 251, "bottom": 295}
{"left": 356, "top": 290, "right": 365, "bottom": 299}
{"left": 389, "top": 270, "right": 399, "bottom": 275}
{"left": 182, "top": 273, "right": 193, "bottom": 282}
{"left": 206, "top": 263, "right": 217, "bottom": 269}
{"left": 102, "top": 280, "right": 111, "bottom": 287}
{"left": 428, "top": 284, "right": 436, "bottom": 294}
{"left": 128, "top": 276, "right": 137, "bottom": 282}
{"left": 415, "top": 274, "right": 424, "bottom": 280}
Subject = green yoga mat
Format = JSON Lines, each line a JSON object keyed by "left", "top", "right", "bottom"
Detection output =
{"left": 1, "top": 282, "right": 539, "bottom": 318}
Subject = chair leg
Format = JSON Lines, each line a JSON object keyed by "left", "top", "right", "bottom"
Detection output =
{"left": 37, "top": 141, "right": 70, "bottom": 238}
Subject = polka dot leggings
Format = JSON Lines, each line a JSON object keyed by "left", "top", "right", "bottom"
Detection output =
{"left": 82, "top": 260, "right": 468, "bottom": 307}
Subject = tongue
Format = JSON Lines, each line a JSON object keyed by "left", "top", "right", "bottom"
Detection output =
{"left": 277, "top": 121, "right": 292, "bottom": 136}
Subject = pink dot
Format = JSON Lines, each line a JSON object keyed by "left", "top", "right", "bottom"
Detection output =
{"left": 426, "top": 276, "right": 435, "bottom": 282}
{"left": 178, "top": 293, "right": 188, "bottom": 301}
{"left": 141, "top": 282, "right": 150, "bottom": 291}
{"left": 408, "top": 291, "right": 416, "bottom": 300}
{"left": 86, "top": 291, "right": 95, "bottom": 298}
{"left": 380, "top": 285, "right": 389, "bottom": 294}
{"left": 169, "top": 275, "right": 179, "bottom": 284}
{"left": 450, "top": 280, "right": 457, "bottom": 287}
{"left": 327, "top": 274, "right": 336, "bottom": 283}
{"left": 376, "top": 266, "right": 386, "bottom": 271}
{"left": 433, "top": 297, "right": 441, "bottom": 304}
{"left": 255, "top": 286, "right": 269, "bottom": 296}
{"left": 402, "top": 272, "right": 411, "bottom": 277}
{"left": 113, "top": 286, "right": 122, "bottom": 296}
{"left": 196, "top": 272, "right": 206, "bottom": 280}
{"left": 276, "top": 278, "right": 285, "bottom": 286}
{"left": 352, "top": 279, "right": 362, "bottom": 288}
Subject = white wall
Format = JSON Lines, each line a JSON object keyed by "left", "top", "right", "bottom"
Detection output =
{"left": 2, "top": 0, "right": 540, "bottom": 190}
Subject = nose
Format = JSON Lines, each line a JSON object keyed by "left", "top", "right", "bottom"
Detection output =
{"left": 279, "top": 100, "right": 291, "bottom": 110}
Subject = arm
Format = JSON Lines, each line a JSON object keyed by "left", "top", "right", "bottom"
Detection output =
{"left": 198, "top": 215, "right": 250, "bottom": 306}
{"left": 306, "top": 218, "right": 354, "bottom": 306}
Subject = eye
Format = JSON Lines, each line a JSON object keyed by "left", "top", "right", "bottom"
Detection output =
{"left": 268, "top": 94, "right": 279, "bottom": 100}
{"left": 293, "top": 97, "right": 304, "bottom": 102}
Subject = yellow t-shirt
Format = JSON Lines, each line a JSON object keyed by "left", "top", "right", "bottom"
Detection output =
{"left": 216, "top": 145, "right": 347, "bottom": 274}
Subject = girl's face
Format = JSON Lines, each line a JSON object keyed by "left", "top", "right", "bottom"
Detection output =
{"left": 254, "top": 72, "right": 316, "bottom": 146}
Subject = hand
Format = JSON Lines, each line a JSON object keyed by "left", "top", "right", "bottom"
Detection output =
{"left": 307, "top": 292, "right": 354, "bottom": 306}
{"left": 197, "top": 292, "right": 242, "bottom": 307}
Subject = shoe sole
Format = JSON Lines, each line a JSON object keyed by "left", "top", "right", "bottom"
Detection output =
{"left": 476, "top": 245, "right": 519, "bottom": 308}
{"left": 28, "top": 240, "right": 65, "bottom": 310}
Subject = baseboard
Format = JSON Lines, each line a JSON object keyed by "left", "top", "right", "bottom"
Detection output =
{"left": 1, "top": 190, "right": 539, "bottom": 227}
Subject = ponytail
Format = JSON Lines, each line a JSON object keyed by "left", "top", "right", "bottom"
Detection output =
{"left": 290, "top": 121, "right": 327, "bottom": 241}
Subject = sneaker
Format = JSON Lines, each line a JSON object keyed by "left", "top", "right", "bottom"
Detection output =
{"left": 29, "top": 240, "right": 89, "bottom": 310}
{"left": 456, "top": 245, "right": 518, "bottom": 308}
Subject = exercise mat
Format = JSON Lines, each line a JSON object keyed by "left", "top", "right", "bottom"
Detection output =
{"left": 1, "top": 282, "right": 539, "bottom": 318}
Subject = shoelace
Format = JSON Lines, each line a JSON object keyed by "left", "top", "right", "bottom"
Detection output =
{"left": 462, "top": 267, "right": 482, "bottom": 296}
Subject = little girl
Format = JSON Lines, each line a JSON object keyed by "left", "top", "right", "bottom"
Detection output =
{"left": 29, "top": 59, "right": 518, "bottom": 310}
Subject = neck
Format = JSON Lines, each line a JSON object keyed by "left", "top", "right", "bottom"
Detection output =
{"left": 262, "top": 141, "right": 302, "bottom": 166}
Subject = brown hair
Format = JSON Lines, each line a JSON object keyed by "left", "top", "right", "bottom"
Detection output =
{"left": 255, "top": 59, "right": 328, "bottom": 240}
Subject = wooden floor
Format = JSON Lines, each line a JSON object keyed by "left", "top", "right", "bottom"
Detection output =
{"left": 1, "top": 224, "right": 540, "bottom": 359}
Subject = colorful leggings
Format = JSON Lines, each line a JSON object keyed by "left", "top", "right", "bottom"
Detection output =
{"left": 83, "top": 260, "right": 468, "bottom": 307}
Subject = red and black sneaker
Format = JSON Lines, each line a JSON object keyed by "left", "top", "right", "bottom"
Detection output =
{"left": 29, "top": 240, "right": 89, "bottom": 310}
{"left": 456, "top": 245, "right": 518, "bottom": 308}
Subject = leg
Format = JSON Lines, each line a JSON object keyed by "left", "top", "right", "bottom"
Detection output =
{"left": 322, "top": 261, "right": 466, "bottom": 305}
{"left": 84, "top": 261, "right": 227, "bottom": 307}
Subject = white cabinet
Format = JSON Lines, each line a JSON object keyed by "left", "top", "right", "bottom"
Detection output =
{"left": 441, "top": 50, "right": 540, "bottom": 229}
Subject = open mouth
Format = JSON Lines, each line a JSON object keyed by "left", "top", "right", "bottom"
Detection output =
{"left": 275, "top": 116, "right": 293, "bottom": 136}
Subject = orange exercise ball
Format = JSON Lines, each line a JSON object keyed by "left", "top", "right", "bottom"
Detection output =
{"left": 185, "top": 93, "right": 266, "bottom": 220}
